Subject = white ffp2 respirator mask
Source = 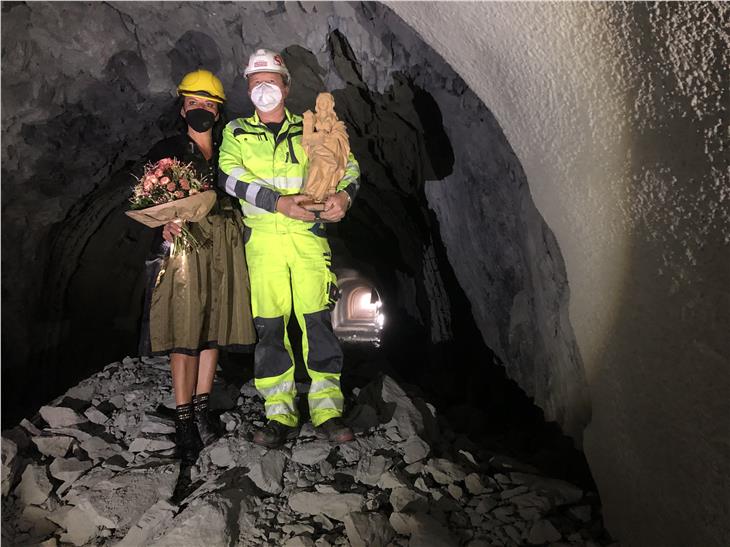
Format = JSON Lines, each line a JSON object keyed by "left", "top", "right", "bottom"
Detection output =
{"left": 250, "top": 82, "right": 283, "bottom": 112}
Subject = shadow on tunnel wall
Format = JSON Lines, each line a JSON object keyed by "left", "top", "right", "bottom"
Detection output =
{"left": 584, "top": 3, "right": 730, "bottom": 544}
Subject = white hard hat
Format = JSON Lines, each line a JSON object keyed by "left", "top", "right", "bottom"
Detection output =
{"left": 244, "top": 48, "right": 291, "bottom": 82}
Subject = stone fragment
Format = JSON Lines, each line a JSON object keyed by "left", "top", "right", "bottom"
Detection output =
{"left": 56, "top": 506, "right": 99, "bottom": 546}
{"left": 399, "top": 434, "right": 430, "bottom": 464}
{"left": 128, "top": 437, "right": 175, "bottom": 453}
{"left": 389, "top": 487, "right": 428, "bottom": 513}
{"left": 151, "top": 498, "right": 236, "bottom": 547}
{"left": 448, "top": 483, "right": 463, "bottom": 500}
{"left": 39, "top": 406, "right": 87, "bottom": 428}
{"left": 18, "top": 504, "right": 59, "bottom": 540}
{"left": 313, "top": 514, "right": 334, "bottom": 531}
{"left": 511, "top": 491, "right": 552, "bottom": 511}
{"left": 377, "top": 470, "right": 407, "bottom": 490}
{"left": 458, "top": 450, "right": 478, "bottom": 466}
{"left": 84, "top": 407, "right": 110, "bottom": 425}
{"left": 108, "top": 395, "right": 125, "bottom": 408}
{"left": 385, "top": 426, "right": 404, "bottom": 442}
{"left": 356, "top": 375, "right": 424, "bottom": 438}
{"left": 425, "top": 458, "right": 466, "bottom": 484}
{"left": 414, "top": 477, "right": 429, "bottom": 492}
{"left": 66, "top": 384, "right": 96, "bottom": 401}
{"left": 80, "top": 437, "right": 122, "bottom": 460}
{"left": 291, "top": 441, "right": 331, "bottom": 465}
{"left": 21, "top": 419, "right": 43, "bottom": 436}
{"left": 527, "top": 519, "right": 562, "bottom": 544}
{"left": 504, "top": 524, "right": 522, "bottom": 543}
{"left": 283, "top": 524, "right": 316, "bottom": 536}
{"left": 102, "top": 454, "right": 128, "bottom": 471}
{"left": 405, "top": 461, "right": 424, "bottom": 474}
{"left": 46, "top": 428, "right": 92, "bottom": 441}
{"left": 355, "top": 454, "right": 389, "bottom": 486}
{"left": 210, "top": 444, "right": 235, "bottom": 468}
{"left": 501, "top": 485, "right": 529, "bottom": 499}
{"left": 288, "top": 492, "right": 365, "bottom": 521}
{"left": 1, "top": 437, "right": 20, "bottom": 496}
{"left": 32, "top": 435, "right": 74, "bottom": 458}
{"left": 49, "top": 457, "right": 92, "bottom": 484}
{"left": 117, "top": 500, "right": 177, "bottom": 547}
{"left": 284, "top": 536, "right": 316, "bottom": 547}
{"left": 388, "top": 512, "right": 453, "bottom": 546}
{"left": 344, "top": 511, "right": 395, "bottom": 547}
{"left": 16, "top": 464, "right": 53, "bottom": 506}
{"left": 248, "top": 450, "right": 287, "bottom": 494}
{"left": 464, "top": 473, "right": 486, "bottom": 495}
{"left": 315, "top": 484, "right": 339, "bottom": 494}
{"left": 518, "top": 507, "right": 542, "bottom": 521}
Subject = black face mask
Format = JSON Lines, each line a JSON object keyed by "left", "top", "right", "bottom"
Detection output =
{"left": 185, "top": 108, "right": 216, "bottom": 132}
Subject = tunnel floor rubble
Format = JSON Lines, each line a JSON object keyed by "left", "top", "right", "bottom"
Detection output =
{"left": 2, "top": 356, "right": 613, "bottom": 546}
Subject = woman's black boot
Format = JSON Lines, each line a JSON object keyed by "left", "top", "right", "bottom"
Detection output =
{"left": 193, "top": 393, "right": 222, "bottom": 446}
{"left": 175, "top": 402, "right": 203, "bottom": 464}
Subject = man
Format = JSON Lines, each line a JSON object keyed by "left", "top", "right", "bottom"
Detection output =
{"left": 219, "top": 49, "right": 360, "bottom": 447}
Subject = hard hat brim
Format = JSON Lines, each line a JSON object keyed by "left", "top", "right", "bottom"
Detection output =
{"left": 243, "top": 67, "right": 290, "bottom": 81}
{"left": 179, "top": 90, "right": 226, "bottom": 104}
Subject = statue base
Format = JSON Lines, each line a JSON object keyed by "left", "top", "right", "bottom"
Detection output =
{"left": 300, "top": 199, "right": 327, "bottom": 212}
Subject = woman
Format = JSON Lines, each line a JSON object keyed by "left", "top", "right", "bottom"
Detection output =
{"left": 138, "top": 69, "right": 256, "bottom": 463}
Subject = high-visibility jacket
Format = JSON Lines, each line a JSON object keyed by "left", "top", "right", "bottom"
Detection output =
{"left": 218, "top": 109, "right": 360, "bottom": 229}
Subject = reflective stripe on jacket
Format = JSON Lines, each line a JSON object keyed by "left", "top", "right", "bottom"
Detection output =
{"left": 218, "top": 108, "right": 360, "bottom": 231}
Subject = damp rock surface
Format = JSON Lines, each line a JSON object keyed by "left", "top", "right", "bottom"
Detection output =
{"left": 1, "top": 356, "right": 609, "bottom": 546}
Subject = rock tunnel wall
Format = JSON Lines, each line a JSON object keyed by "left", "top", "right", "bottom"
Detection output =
{"left": 387, "top": 2, "right": 730, "bottom": 546}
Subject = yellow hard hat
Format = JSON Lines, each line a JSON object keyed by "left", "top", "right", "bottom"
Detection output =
{"left": 177, "top": 69, "right": 226, "bottom": 103}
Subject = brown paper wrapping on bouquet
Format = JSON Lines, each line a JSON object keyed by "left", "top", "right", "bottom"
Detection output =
{"left": 125, "top": 190, "right": 217, "bottom": 228}
{"left": 300, "top": 92, "right": 350, "bottom": 211}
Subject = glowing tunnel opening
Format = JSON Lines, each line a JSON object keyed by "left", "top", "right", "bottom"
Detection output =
{"left": 332, "top": 268, "right": 384, "bottom": 346}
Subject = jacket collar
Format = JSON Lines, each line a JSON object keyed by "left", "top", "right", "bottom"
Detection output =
{"left": 251, "top": 108, "right": 295, "bottom": 128}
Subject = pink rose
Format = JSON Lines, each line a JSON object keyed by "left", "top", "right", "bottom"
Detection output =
{"left": 180, "top": 179, "right": 190, "bottom": 190}
{"left": 160, "top": 176, "right": 170, "bottom": 184}
{"left": 167, "top": 183, "right": 176, "bottom": 192}
{"left": 143, "top": 180, "right": 152, "bottom": 191}
{"left": 174, "top": 191, "right": 185, "bottom": 199}
{"left": 154, "top": 169, "right": 164, "bottom": 178}
{"left": 147, "top": 176, "right": 159, "bottom": 185}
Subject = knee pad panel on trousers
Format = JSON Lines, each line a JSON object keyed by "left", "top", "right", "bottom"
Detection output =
{"left": 303, "top": 309, "right": 343, "bottom": 374}
{"left": 254, "top": 316, "right": 293, "bottom": 378}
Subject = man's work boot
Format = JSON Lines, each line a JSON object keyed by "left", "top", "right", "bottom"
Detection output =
{"left": 315, "top": 417, "right": 354, "bottom": 444}
{"left": 252, "top": 420, "right": 299, "bottom": 448}
{"left": 174, "top": 403, "right": 204, "bottom": 464}
{"left": 192, "top": 393, "right": 222, "bottom": 446}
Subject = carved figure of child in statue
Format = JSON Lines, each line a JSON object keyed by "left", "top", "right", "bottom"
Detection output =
{"left": 300, "top": 92, "right": 351, "bottom": 212}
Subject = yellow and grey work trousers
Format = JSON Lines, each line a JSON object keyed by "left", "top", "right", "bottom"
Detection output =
{"left": 245, "top": 225, "right": 343, "bottom": 427}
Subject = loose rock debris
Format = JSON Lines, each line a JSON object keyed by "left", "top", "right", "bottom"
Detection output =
{"left": 2, "top": 356, "right": 613, "bottom": 546}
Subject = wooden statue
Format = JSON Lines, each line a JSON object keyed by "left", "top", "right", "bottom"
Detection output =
{"left": 300, "top": 92, "right": 350, "bottom": 211}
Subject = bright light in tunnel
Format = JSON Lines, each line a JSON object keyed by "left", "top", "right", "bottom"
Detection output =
{"left": 331, "top": 269, "right": 384, "bottom": 347}
{"left": 358, "top": 292, "right": 378, "bottom": 311}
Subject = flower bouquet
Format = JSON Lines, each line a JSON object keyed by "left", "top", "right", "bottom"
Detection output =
{"left": 126, "top": 157, "right": 216, "bottom": 254}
